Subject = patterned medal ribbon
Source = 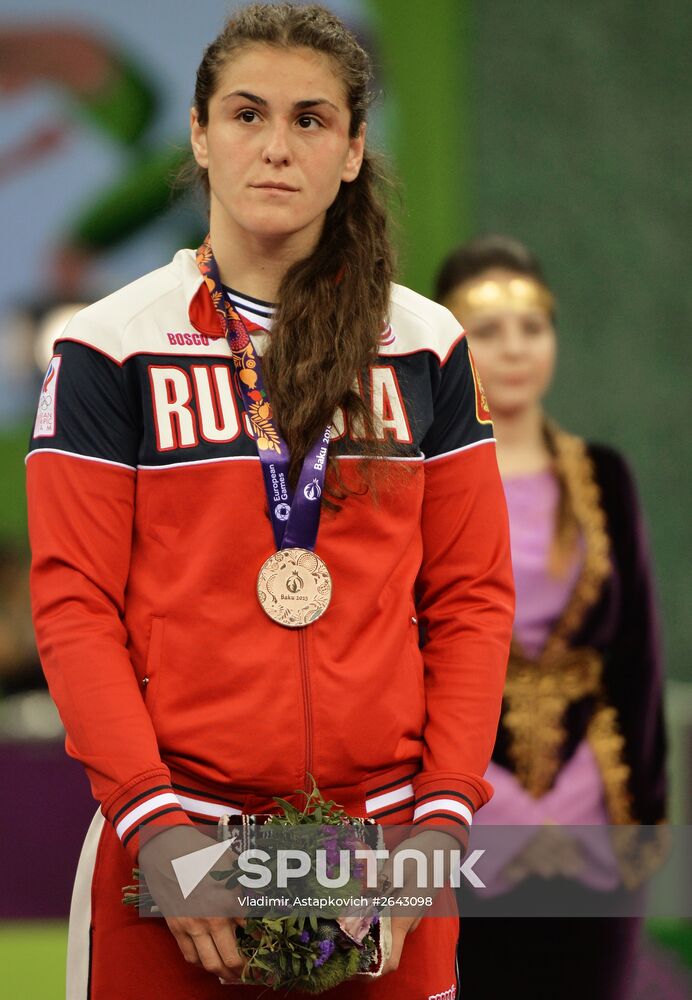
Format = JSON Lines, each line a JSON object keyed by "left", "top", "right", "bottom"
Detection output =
{"left": 196, "top": 239, "right": 332, "bottom": 626}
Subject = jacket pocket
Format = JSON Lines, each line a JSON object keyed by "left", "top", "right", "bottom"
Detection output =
{"left": 142, "top": 616, "right": 166, "bottom": 717}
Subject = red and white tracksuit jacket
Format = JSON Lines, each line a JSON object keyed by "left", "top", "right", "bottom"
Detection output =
{"left": 27, "top": 247, "right": 514, "bottom": 863}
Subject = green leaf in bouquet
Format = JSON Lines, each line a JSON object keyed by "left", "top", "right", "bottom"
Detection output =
{"left": 309, "top": 914, "right": 319, "bottom": 933}
{"left": 246, "top": 956, "right": 273, "bottom": 975}
{"left": 272, "top": 797, "right": 303, "bottom": 823}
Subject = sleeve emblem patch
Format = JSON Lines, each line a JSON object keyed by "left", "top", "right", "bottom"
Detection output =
{"left": 468, "top": 349, "right": 493, "bottom": 425}
{"left": 33, "top": 355, "right": 62, "bottom": 438}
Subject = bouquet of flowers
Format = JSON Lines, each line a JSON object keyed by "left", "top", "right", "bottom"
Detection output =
{"left": 123, "top": 781, "right": 390, "bottom": 993}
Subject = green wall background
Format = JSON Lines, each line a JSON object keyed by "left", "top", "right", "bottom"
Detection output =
{"left": 374, "top": 0, "right": 691, "bottom": 681}
{"left": 372, "top": 0, "right": 470, "bottom": 292}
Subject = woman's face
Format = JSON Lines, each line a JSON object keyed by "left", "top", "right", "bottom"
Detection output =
{"left": 190, "top": 43, "right": 365, "bottom": 254}
{"left": 446, "top": 268, "right": 557, "bottom": 417}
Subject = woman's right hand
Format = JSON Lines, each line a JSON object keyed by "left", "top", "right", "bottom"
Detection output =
{"left": 138, "top": 825, "right": 247, "bottom": 983}
{"left": 165, "top": 911, "right": 246, "bottom": 984}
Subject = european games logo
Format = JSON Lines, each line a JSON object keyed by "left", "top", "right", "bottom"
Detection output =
{"left": 303, "top": 479, "right": 321, "bottom": 501}
{"left": 275, "top": 503, "right": 291, "bottom": 521}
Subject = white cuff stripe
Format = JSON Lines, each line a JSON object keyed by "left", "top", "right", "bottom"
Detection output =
{"left": 116, "top": 790, "right": 244, "bottom": 838}
{"left": 413, "top": 798, "right": 474, "bottom": 825}
{"left": 176, "top": 794, "right": 242, "bottom": 819}
{"left": 365, "top": 783, "right": 415, "bottom": 814}
{"left": 115, "top": 792, "right": 181, "bottom": 839}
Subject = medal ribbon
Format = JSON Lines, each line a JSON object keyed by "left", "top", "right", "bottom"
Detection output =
{"left": 196, "top": 238, "right": 330, "bottom": 552}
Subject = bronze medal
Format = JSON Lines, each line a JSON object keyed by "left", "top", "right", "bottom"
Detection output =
{"left": 257, "top": 547, "right": 332, "bottom": 627}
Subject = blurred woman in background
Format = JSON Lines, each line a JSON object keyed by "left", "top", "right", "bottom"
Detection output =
{"left": 436, "top": 234, "right": 666, "bottom": 1000}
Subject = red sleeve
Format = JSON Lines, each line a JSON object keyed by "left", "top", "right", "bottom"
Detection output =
{"left": 413, "top": 338, "right": 515, "bottom": 841}
{"left": 27, "top": 343, "right": 193, "bottom": 861}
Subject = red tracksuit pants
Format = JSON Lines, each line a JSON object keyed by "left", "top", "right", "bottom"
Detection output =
{"left": 67, "top": 810, "right": 459, "bottom": 1000}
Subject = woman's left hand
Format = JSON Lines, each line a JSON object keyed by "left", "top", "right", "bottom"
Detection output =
{"left": 378, "top": 829, "right": 459, "bottom": 974}
{"left": 380, "top": 915, "right": 422, "bottom": 974}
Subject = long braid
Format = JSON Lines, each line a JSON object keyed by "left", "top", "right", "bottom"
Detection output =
{"left": 264, "top": 154, "right": 394, "bottom": 488}
{"left": 187, "top": 4, "right": 400, "bottom": 502}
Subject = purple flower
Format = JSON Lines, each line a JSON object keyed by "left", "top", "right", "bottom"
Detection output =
{"left": 314, "top": 939, "right": 335, "bottom": 967}
{"left": 322, "top": 831, "right": 339, "bottom": 853}
{"left": 299, "top": 931, "right": 310, "bottom": 944}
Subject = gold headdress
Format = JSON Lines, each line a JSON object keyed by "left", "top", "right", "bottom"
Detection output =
{"left": 446, "top": 276, "right": 555, "bottom": 323}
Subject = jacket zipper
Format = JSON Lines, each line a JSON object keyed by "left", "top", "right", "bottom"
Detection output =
{"left": 298, "top": 629, "right": 313, "bottom": 784}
